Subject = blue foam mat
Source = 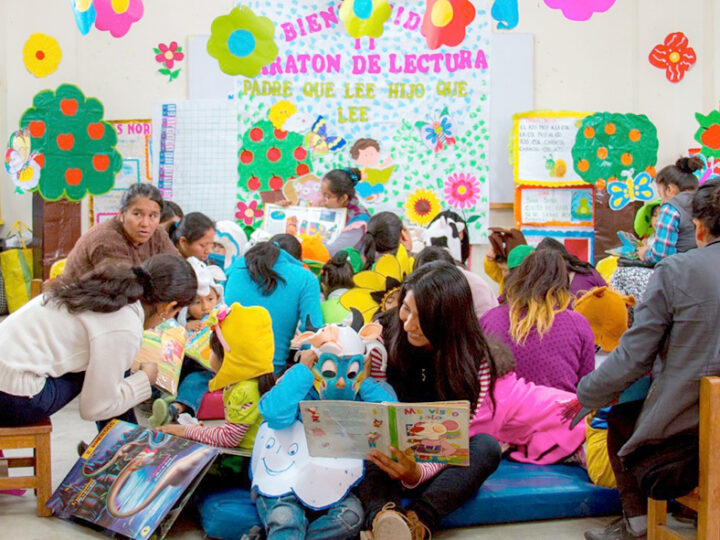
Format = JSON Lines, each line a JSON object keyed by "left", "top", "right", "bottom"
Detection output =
{"left": 197, "top": 460, "right": 621, "bottom": 539}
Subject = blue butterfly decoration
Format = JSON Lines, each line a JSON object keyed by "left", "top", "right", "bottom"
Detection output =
{"left": 70, "top": 0, "right": 96, "bottom": 36}
{"left": 491, "top": 0, "right": 519, "bottom": 30}
{"left": 304, "top": 116, "right": 346, "bottom": 156}
{"left": 607, "top": 171, "right": 655, "bottom": 211}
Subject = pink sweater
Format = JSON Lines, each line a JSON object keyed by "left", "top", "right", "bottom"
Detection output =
{"left": 470, "top": 372, "right": 586, "bottom": 465}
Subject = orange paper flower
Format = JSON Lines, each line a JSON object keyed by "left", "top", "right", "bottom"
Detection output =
{"left": 648, "top": 32, "right": 696, "bottom": 83}
{"left": 421, "top": 0, "right": 476, "bottom": 50}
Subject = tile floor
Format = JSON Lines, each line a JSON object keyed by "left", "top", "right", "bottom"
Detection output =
{"left": 1, "top": 399, "right": 618, "bottom": 539}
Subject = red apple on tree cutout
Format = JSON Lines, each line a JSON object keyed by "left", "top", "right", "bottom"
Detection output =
{"left": 28, "top": 121, "right": 45, "bottom": 138}
{"left": 93, "top": 155, "right": 110, "bottom": 172}
{"left": 65, "top": 169, "right": 82, "bottom": 186}
{"left": 60, "top": 99, "right": 78, "bottom": 116}
{"left": 87, "top": 123, "right": 105, "bottom": 140}
{"left": 57, "top": 133, "right": 75, "bottom": 151}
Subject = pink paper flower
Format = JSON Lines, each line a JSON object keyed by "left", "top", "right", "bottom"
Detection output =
{"left": 543, "top": 0, "right": 615, "bottom": 22}
{"left": 649, "top": 32, "right": 697, "bottom": 83}
{"left": 236, "top": 200, "right": 263, "bottom": 226}
{"left": 94, "top": 0, "right": 144, "bottom": 38}
{"left": 155, "top": 42, "right": 184, "bottom": 69}
{"left": 444, "top": 172, "right": 481, "bottom": 210}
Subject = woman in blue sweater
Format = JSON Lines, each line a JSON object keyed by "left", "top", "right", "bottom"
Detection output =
{"left": 224, "top": 234, "right": 323, "bottom": 375}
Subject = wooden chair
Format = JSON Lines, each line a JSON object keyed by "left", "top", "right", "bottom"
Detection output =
{"left": 647, "top": 376, "right": 720, "bottom": 540}
{"left": 0, "top": 420, "right": 53, "bottom": 516}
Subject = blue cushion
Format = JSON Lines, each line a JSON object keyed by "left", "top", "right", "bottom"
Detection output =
{"left": 196, "top": 461, "right": 621, "bottom": 539}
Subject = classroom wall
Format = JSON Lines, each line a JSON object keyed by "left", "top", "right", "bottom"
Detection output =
{"left": 1, "top": 0, "right": 718, "bottom": 277}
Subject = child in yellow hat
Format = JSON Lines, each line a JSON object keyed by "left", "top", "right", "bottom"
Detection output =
{"left": 158, "top": 303, "right": 275, "bottom": 451}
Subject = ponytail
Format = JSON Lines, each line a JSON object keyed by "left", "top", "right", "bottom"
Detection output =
{"left": 321, "top": 250, "right": 355, "bottom": 293}
{"left": 655, "top": 156, "right": 702, "bottom": 192}
{"left": 360, "top": 211, "right": 404, "bottom": 269}
{"left": 47, "top": 254, "right": 197, "bottom": 314}
{"left": 245, "top": 242, "right": 285, "bottom": 295}
{"left": 323, "top": 168, "right": 361, "bottom": 203}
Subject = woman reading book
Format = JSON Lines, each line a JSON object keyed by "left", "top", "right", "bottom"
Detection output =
{"left": 358, "top": 261, "right": 502, "bottom": 540}
{"left": 0, "top": 254, "right": 197, "bottom": 427}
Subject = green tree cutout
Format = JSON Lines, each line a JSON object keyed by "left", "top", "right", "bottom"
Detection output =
{"left": 694, "top": 110, "right": 720, "bottom": 158}
{"left": 19, "top": 84, "right": 122, "bottom": 201}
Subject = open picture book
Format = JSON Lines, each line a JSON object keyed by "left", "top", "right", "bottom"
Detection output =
{"left": 299, "top": 400, "right": 471, "bottom": 466}
{"left": 132, "top": 319, "right": 187, "bottom": 395}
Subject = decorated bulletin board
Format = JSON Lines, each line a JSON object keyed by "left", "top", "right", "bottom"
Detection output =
{"left": 90, "top": 119, "right": 152, "bottom": 225}
{"left": 515, "top": 186, "right": 593, "bottom": 227}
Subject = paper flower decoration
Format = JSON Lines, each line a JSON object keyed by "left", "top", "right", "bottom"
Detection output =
{"left": 94, "top": 0, "right": 144, "bottom": 38}
{"left": 694, "top": 110, "right": 720, "bottom": 159}
{"left": 444, "top": 172, "right": 481, "bottom": 210}
{"left": 405, "top": 188, "right": 442, "bottom": 226}
{"left": 572, "top": 113, "right": 659, "bottom": 187}
{"left": 649, "top": 32, "right": 696, "bottom": 83}
{"left": 154, "top": 42, "right": 183, "bottom": 82}
{"left": 339, "top": 0, "right": 392, "bottom": 39}
{"left": 23, "top": 34, "right": 62, "bottom": 78}
{"left": 71, "top": 0, "right": 96, "bottom": 35}
{"left": 542, "top": 0, "right": 615, "bottom": 21}
{"left": 207, "top": 6, "right": 279, "bottom": 78}
{"left": 5, "top": 129, "right": 43, "bottom": 193}
{"left": 421, "top": 0, "right": 476, "bottom": 50}
{"left": 340, "top": 245, "right": 415, "bottom": 323}
{"left": 235, "top": 199, "right": 264, "bottom": 226}
{"left": 491, "top": 0, "right": 519, "bottom": 30}
{"left": 17, "top": 84, "right": 122, "bottom": 201}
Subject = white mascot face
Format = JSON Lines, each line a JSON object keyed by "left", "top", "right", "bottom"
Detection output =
{"left": 251, "top": 421, "right": 363, "bottom": 510}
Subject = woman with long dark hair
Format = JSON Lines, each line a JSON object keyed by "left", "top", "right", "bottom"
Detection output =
{"left": 480, "top": 250, "right": 595, "bottom": 392}
{"left": 358, "top": 262, "right": 501, "bottom": 539}
{"left": 0, "top": 254, "right": 197, "bottom": 426}
{"left": 224, "top": 234, "right": 323, "bottom": 374}
{"left": 536, "top": 237, "right": 606, "bottom": 297}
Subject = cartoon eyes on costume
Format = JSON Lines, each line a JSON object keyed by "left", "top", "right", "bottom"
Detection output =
{"left": 265, "top": 437, "right": 276, "bottom": 450}
{"left": 321, "top": 359, "right": 337, "bottom": 379}
{"left": 346, "top": 361, "right": 361, "bottom": 380}
{"left": 288, "top": 444, "right": 299, "bottom": 456}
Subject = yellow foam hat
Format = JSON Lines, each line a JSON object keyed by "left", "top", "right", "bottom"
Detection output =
{"left": 574, "top": 287, "right": 635, "bottom": 352}
{"left": 208, "top": 302, "right": 275, "bottom": 391}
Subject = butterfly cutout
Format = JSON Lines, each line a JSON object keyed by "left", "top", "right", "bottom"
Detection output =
{"left": 607, "top": 170, "right": 655, "bottom": 211}
{"left": 303, "top": 116, "right": 346, "bottom": 156}
{"left": 5, "top": 128, "right": 43, "bottom": 193}
{"left": 415, "top": 107, "right": 457, "bottom": 153}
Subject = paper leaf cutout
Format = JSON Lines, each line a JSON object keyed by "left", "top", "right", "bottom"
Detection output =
{"left": 571, "top": 113, "right": 659, "bottom": 187}
{"left": 23, "top": 33, "right": 62, "bottom": 78}
{"left": 694, "top": 110, "right": 720, "bottom": 158}
{"left": 649, "top": 32, "right": 697, "bottom": 83}
{"left": 339, "top": 0, "right": 392, "bottom": 39}
{"left": 207, "top": 6, "right": 279, "bottom": 78}
{"left": 70, "top": 0, "right": 96, "bottom": 35}
{"left": 93, "top": 0, "right": 144, "bottom": 38}
{"left": 238, "top": 120, "right": 312, "bottom": 192}
{"left": 17, "top": 84, "right": 122, "bottom": 201}
{"left": 5, "top": 128, "right": 43, "bottom": 192}
{"left": 543, "top": 0, "right": 615, "bottom": 21}
{"left": 421, "top": 0, "right": 476, "bottom": 50}
{"left": 155, "top": 42, "right": 184, "bottom": 82}
{"left": 405, "top": 188, "right": 442, "bottom": 226}
{"left": 491, "top": 0, "right": 519, "bottom": 30}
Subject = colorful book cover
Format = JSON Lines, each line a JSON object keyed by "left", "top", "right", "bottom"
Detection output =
{"left": 299, "top": 400, "right": 470, "bottom": 466}
{"left": 47, "top": 420, "right": 218, "bottom": 540}
{"left": 133, "top": 319, "right": 187, "bottom": 395}
{"left": 184, "top": 326, "right": 213, "bottom": 371}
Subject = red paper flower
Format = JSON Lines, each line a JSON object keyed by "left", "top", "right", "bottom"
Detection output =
{"left": 155, "top": 42, "right": 184, "bottom": 69}
{"left": 421, "top": 0, "right": 476, "bottom": 50}
{"left": 236, "top": 200, "right": 263, "bottom": 226}
{"left": 648, "top": 32, "right": 696, "bottom": 83}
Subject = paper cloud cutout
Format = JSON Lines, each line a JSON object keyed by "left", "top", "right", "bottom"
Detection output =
{"left": 543, "top": 0, "right": 616, "bottom": 22}
{"left": 251, "top": 421, "right": 363, "bottom": 510}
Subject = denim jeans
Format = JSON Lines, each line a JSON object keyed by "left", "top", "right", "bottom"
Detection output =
{"left": 357, "top": 433, "right": 502, "bottom": 530}
{"left": 0, "top": 372, "right": 85, "bottom": 426}
{"left": 175, "top": 370, "right": 213, "bottom": 416}
{"left": 253, "top": 488, "right": 363, "bottom": 540}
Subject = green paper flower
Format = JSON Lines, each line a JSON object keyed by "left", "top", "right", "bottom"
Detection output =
{"left": 694, "top": 110, "right": 720, "bottom": 158}
{"left": 18, "top": 84, "right": 122, "bottom": 201}
{"left": 339, "top": 0, "right": 392, "bottom": 39}
{"left": 207, "top": 6, "right": 278, "bottom": 78}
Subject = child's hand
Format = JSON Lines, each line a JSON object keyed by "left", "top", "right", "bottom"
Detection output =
{"left": 367, "top": 447, "right": 421, "bottom": 485}
{"left": 486, "top": 247, "right": 496, "bottom": 261}
{"left": 186, "top": 320, "right": 203, "bottom": 332}
{"left": 157, "top": 425, "right": 187, "bottom": 437}
{"left": 637, "top": 245, "right": 649, "bottom": 260}
{"left": 299, "top": 349, "right": 318, "bottom": 369}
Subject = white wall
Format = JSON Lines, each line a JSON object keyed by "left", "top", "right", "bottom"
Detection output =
{"left": 1, "top": 0, "right": 718, "bottom": 279}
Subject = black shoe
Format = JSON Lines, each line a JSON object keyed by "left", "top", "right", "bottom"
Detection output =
{"left": 585, "top": 517, "right": 647, "bottom": 540}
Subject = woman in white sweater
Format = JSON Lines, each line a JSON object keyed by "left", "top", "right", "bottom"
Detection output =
{"left": 0, "top": 253, "right": 197, "bottom": 426}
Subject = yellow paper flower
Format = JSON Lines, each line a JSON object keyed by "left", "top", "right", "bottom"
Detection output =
{"left": 340, "top": 245, "right": 415, "bottom": 323}
{"left": 405, "top": 188, "right": 442, "bottom": 226}
{"left": 23, "top": 33, "right": 62, "bottom": 78}
{"left": 339, "top": 0, "right": 392, "bottom": 39}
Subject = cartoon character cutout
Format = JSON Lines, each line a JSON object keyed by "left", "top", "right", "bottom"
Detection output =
{"left": 292, "top": 322, "right": 387, "bottom": 401}
{"left": 283, "top": 173, "right": 323, "bottom": 206}
{"left": 5, "top": 128, "right": 43, "bottom": 193}
{"left": 350, "top": 138, "right": 396, "bottom": 203}
{"left": 251, "top": 421, "right": 363, "bottom": 509}
{"left": 366, "top": 432, "right": 381, "bottom": 448}
{"left": 407, "top": 420, "right": 461, "bottom": 456}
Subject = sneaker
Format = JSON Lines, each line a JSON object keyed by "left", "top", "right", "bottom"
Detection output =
{"left": 406, "top": 510, "right": 432, "bottom": 539}
{"left": 585, "top": 517, "right": 647, "bottom": 540}
{"left": 364, "top": 503, "right": 412, "bottom": 540}
{"left": 148, "top": 398, "right": 178, "bottom": 428}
